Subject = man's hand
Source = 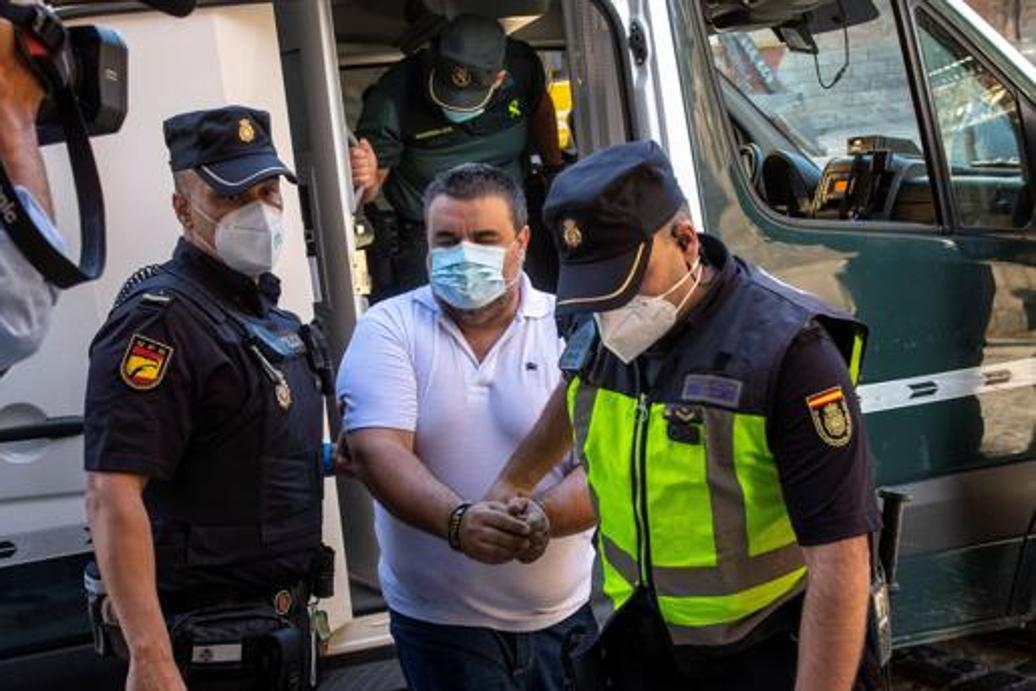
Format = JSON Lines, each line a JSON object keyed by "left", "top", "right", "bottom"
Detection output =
{"left": 457, "top": 501, "right": 532, "bottom": 564}
{"left": 127, "top": 653, "right": 187, "bottom": 691}
{"left": 348, "top": 137, "right": 380, "bottom": 203}
{"left": 507, "top": 496, "right": 550, "bottom": 564}
{"left": 0, "top": 13, "right": 46, "bottom": 124}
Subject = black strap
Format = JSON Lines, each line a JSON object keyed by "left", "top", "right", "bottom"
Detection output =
{"left": 0, "top": 1, "right": 106, "bottom": 289}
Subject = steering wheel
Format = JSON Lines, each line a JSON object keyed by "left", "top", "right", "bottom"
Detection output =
{"left": 739, "top": 143, "right": 765, "bottom": 200}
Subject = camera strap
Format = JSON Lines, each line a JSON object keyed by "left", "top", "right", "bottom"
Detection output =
{"left": 0, "top": 1, "right": 106, "bottom": 289}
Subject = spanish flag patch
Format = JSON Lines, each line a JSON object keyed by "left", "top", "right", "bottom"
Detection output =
{"left": 120, "top": 334, "right": 173, "bottom": 391}
{"left": 805, "top": 386, "right": 852, "bottom": 448}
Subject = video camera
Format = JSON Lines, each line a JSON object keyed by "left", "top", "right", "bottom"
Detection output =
{"left": 0, "top": 0, "right": 194, "bottom": 289}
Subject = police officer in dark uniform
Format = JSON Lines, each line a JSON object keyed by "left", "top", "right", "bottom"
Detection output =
{"left": 488, "top": 141, "right": 884, "bottom": 690}
{"left": 84, "top": 106, "right": 334, "bottom": 691}
{"left": 348, "top": 13, "right": 564, "bottom": 301}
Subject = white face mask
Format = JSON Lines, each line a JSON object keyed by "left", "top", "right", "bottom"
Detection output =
{"left": 194, "top": 200, "right": 284, "bottom": 277}
{"left": 594, "top": 258, "right": 703, "bottom": 364}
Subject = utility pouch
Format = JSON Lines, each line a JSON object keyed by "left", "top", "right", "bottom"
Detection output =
{"left": 168, "top": 603, "right": 305, "bottom": 691}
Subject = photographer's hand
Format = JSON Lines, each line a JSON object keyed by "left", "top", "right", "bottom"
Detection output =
{"left": 0, "top": 10, "right": 53, "bottom": 218}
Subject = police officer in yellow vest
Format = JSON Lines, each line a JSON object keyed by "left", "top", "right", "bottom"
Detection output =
{"left": 487, "top": 141, "right": 881, "bottom": 690}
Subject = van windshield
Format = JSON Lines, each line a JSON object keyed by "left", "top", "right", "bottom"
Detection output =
{"left": 706, "top": 0, "right": 926, "bottom": 170}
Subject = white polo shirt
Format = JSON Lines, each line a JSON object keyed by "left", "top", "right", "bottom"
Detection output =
{"left": 337, "top": 275, "right": 594, "bottom": 632}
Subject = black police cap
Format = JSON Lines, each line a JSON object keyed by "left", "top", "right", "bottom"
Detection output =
{"left": 543, "top": 140, "right": 686, "bottom": 316}
{"left": 428, "top": 14, "right": 507, "bottom": 112}
{"left": 163, "top": 105, "right": 297, "bottom": 196}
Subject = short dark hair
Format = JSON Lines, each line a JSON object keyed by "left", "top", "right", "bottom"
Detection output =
{"left": 423, "top": 163, "right": 528, "bottom": 230}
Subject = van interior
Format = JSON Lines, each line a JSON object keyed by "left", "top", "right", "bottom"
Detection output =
{"left": 329, "top": 0, "right": 628, "bottom": 617}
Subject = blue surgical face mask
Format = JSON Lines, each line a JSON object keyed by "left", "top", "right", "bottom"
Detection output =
{"left": 441, "top": 107, "right": 485, "bottom": 124}
{"left": 430, "top": 240, "right": 518, "bottom": 310}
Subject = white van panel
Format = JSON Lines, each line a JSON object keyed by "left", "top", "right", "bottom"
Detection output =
{"left": 0, "top": 4, "right": 316, "bottom": 537}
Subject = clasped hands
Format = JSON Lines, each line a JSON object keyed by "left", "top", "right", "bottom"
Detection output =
{"left": 455, "top": 493, "right": 550, "bottom": 566}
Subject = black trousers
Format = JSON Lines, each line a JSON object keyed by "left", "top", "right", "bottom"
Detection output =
{"left": 579, "top": 593, "right": 795, "bottom": 691}
{"left": 572, "top": 591, "right": 882, "bottom": 691}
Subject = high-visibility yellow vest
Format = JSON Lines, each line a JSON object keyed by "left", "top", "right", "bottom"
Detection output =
{"left": 563, "top": 236, "right": 866, "bottom": 647}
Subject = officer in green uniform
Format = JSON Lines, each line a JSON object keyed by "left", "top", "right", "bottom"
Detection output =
{"left": 487, "top": 141, "right": 882, "bottom": 690}
{"left": 349, "top": 13, "right": 563, "bottom": 302}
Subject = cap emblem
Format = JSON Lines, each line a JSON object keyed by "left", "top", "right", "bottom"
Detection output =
{"left": 238, "top": 118, "right": 256, "bottom": 144}
{"left": 562, "top": 219, "right": 583, "bottom": 249}
{"left": 450, "top": 65, "right": 473, "bottom": 88}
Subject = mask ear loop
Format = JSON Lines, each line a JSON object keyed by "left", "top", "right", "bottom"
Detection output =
{"left": 191, "top": 201, "right": 220, "bottom": 227}
{"left": 504, "top": 237, "right": 527, "bottom": 292}
{"left": 669, "top": 256, "right": 704, "bottom": 314}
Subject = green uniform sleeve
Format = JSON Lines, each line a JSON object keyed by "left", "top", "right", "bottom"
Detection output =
{"left": 356, "top": 80, "right": 404, "bottom": 170}
{"left": 507, "top": 38, "right": 546, "bottom": 115}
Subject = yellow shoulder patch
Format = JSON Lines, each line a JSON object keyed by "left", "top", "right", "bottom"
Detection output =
{"left": 120, "top": 334, "right": 174, "bottom": 391}
{"left": 805, "top": 386, "right": 852, "bottom": 448}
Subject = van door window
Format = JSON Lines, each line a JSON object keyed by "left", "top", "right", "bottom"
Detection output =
{"left": 916, "top": 11, "right": 1034, "bottom": 230}
{"left": 705, "top": 0, "right": 937, "bottom": 226}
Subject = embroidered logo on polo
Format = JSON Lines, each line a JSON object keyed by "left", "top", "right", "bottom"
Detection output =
{"left": 120, "top": 334, "right": 174, "bottom": 390}
{"left": 508, "top": 99, "right": 522, "bottom": 119}
{"left": 681, "top": 374, "right": 743, "bottom": 408}
{"left": 806, "top": 386, "right": 852, "bottom": 447}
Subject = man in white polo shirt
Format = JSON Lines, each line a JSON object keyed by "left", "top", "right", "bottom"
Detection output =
{"left": 337, "top": 163, "right": 596, "bottom": 690}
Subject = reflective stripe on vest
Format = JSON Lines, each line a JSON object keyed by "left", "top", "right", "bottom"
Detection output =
{"left": 569, "top": 377, "right": 808, "bottom": 646}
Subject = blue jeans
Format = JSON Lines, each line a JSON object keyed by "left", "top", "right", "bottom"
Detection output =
{"left": 389, "top": 604, "right": 597, "bottom": 691}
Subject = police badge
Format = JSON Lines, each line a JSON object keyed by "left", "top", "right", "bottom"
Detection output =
{"left": 805, "top": 386, "right": 852, "bottom": 447}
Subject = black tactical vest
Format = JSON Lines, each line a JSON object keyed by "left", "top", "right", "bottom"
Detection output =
{"left": 572, "top": 236, "right": 867, "bottom": 411}
{"left": 112, "top": 264, "right": 329, "bottom": 599}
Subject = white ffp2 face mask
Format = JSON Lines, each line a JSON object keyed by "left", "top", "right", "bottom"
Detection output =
{"left": 196, "top": 201, "right": 285, "bottom": 277}
{"left": 594, "top": 259, "right": 703, "bottom": 364}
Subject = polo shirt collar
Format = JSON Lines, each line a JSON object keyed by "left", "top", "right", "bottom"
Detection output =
{"left": 414, "top": 272, "right": 551, "bottom": 319}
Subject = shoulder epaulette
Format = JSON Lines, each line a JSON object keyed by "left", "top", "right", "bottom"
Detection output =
{"left": 112, "top": 265, "right": 164, "bottom": 311}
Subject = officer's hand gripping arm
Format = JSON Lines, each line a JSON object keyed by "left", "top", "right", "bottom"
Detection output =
{"left": 86, "top": 472, "right": 186, "bottom": 691}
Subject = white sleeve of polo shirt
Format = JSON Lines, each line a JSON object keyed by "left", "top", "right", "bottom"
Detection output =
{"left": 336, "top": 305, "right": 418, "bottom": 433}
{"left": 0, "top": 186, "right": 66, "bottom": 371}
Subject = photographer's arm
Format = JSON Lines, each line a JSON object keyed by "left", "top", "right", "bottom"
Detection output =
{"left": 0, "top": 15, "right": 53, "bottom": 218}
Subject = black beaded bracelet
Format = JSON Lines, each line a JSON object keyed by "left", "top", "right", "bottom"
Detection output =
{"left": 447, "top": 502, "right": 472, "bottom": 551}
